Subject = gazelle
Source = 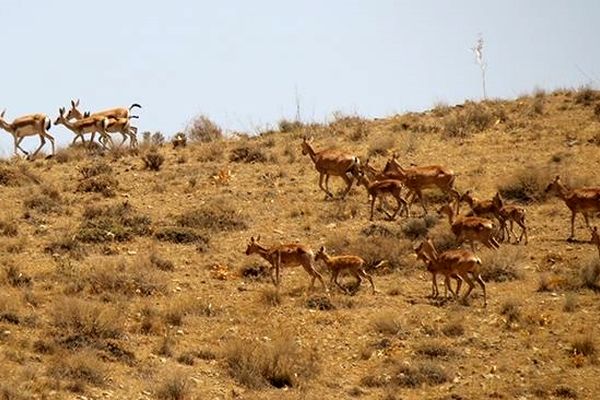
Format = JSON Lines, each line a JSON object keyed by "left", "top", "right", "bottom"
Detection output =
{"left": 492, "top": 192, "right": 528, "bottom": 244}
{"left": 66, "top": 100, "right": 140, "bottom": 147}
{"left": 438, "top": 203, "right": 500, "bottom": 250}
{"left": 590, "top": 227, "right": 600, "bottom": 258}
{"left": 460, "top": 190, "right": 500, "bottom": 221}
{"left": 314, "top": 246, "right": 380, "bottom": 294}
{"left": 301, "top": 137, "right": 361, "bottom": 199}
{"left": 54, "top": 108, "right": 113, "bottom": 148}
{"left": 355, "top": 170, "right": 409, "bottom": 220}
{"left": 244, "top": 236, "right": 327, "bottom": 292}
{"left": 415, "top": 237, "right": 486, "bottom": 306}
{"left": 0, "top": 110, "right": 55, "bottom": 157}
{"left": 382, "top": 155, "right": 460, "bottom": 215}
{"left": 544, "top": 175, "right": 600, "bottom": 241}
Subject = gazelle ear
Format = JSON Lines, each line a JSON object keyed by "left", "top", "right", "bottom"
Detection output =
{"left": 319, "top": 246, "right": 325, "bottom": 252}
{"left": 593, "top": 227, "right": 598, "bottom": 233}
{"left": 0, "top": 109, "right": 5, "bottom": 118}
{"left": 256, "top": 235, "right": 261, "bottom": 242}
{"left": 75, "top": 99, "right": 80, "bottom": 106}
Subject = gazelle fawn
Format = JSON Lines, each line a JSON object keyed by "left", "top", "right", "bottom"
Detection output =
{"left": 438, "top": 203, "right": 500, "bottom": 250}
{"left": 314, "top": 246, "right": 380, "bottom": 294}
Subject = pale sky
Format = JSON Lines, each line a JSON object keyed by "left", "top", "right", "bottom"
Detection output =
{"left": 0, "top": 1, "right": 598, "bottom": 155}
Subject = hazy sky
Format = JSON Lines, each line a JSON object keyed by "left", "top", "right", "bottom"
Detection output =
{"left": 0, "top": 1, "right": 598, "bottom": 154}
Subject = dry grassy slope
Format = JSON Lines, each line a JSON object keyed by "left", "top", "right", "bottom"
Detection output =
{"left": 1, "top": 90, "right": 600, "bottom": 400}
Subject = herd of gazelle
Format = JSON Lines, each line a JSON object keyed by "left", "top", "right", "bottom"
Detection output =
{"left": 0, "top": 100, "right": 141, "bottom": 157}
{"left": 246, "top": 137, "right": 600, "bottom": 307}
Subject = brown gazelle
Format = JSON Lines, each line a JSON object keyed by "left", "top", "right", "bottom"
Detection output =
{"left": 314, "top": 246, "right": 381, "bottom": 294}
{"left": 355, "top": 170, "right": 409, "bottom": 220}
{"left": 54, "top": 108, "right": 113, "bottom": 148}
{"left": 0, "top": 110, "right": 55, "bottom": 157}
{"left": 460, "top": 190, "right": 500, "bottom": 220}
{"left": 590, "top": 227, "right": 600, "bottom": 258}
{"left": 244, "top": 236, "right": 327, "bottom": 292}
{"left": 438, "top": 204, "right": 500, "bottom": 250}
{"left": 382, "top": 155, "right": 460, "bottom": 215}
{"left": 415, "top": 237, "right": 486, "bottom": 306}
{"left": 492, "top": 192, "right": 528, "bottom": 244}
{"left": 545, "top": 175, "right": 600, "bottom": 241}
{"left": 67, "top": 100, "right": 140, "bottom": 147}
{"left": 301, "top": 137, "right": 361, "bottom": 199}
{"left": 66, "top": 99, "right": 141, "bottom": 121}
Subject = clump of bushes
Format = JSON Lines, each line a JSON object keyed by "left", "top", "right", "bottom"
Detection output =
{"left": 481, "top": 247, "right": 524, "bottom": 282}
{"left": 230, "top": 143, "right": 268, "bottom": 163}
{"left": 77, "top": 202, "right": 152, "bottom": 243}
{"left": 224, "top": 335, "right": 319, "bottom": 389}
{"left": 186, "top": 115, "right": 223, "bottom": 143}
{"left": 176, "top": 199, "right": 247, "bottom": 233}
{"left": 77, "top": 162, "right": 118, "bottom": 198}
{"left": 172, "top": 132, "right": 187, "bottom": 148}
{"left": 24, "top": 185, "right": 62, "bottom": 214}
{"left": 154, "top": 227, "right": 209, "bottom": 245}
{"left": 497, "top": 165, "right": 553, "bottom": 203}
{"left": 442, "top": 102, "right": 500, "bottom": 138}
{"left": 142, "top": 148, "right": 165, "bottom": 171}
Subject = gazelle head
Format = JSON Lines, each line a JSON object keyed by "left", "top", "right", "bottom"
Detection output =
{"left": 314, "top": 246, "right": 327, "bottom": 262}
{"left": 65, "top": 99, "right": 84, "bottom": 120}
{"left": 459, "top": 190, "right": 473, "bottom": 203}
{"left": 54, "top": 108, "right": 67, "bottom": 125}
{"left": 437, "top": 203, "right": 454, "bottom": 218}
{"left": 493, "top": 192, "right": 504, "bottom": 208}
{"left": 544, "top": 175, "right": 562, "bottom": 194}
{"left": 591, "top": 227, "right": 600, "bottom": 247}
{"left": 245, "top": 236, "right": 262, "bottom": 255}
{"left": 382, "top": 155, "right": 400, "bottom": 175}
{"left": 300, "top": 137, "right": 313, "bottom": 155}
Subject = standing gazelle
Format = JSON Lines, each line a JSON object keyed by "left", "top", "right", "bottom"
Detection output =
{"left": 244, "top": 236, "right": 327, "bottom": 292}
{"left": 0, "top": 110, "right": 55, "bottom": 157}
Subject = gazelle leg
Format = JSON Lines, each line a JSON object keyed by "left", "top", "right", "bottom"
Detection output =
{"left": 569, "top": 211, "right": 576, "bottom": 240}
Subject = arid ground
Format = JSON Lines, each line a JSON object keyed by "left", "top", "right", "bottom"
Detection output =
{"left": 1, "top": 88, "right": 600, "bottom": 399}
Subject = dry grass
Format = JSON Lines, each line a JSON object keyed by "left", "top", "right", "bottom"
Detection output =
{"left": 372, "top": 311, "right": 404, "bottom": 336}
{"left": 142, "top": 149, "right": 165, "bottom": 171}
{"left": 154, "top": 371, "right": 190, "bottom": 400}
{"left": 223, "top": 335, "right": 319, "bottom": 389}
{"left": 48, "top": 351, "right": 106, "bottom": 391}
{"left": 481, "top": 247, "right": 525, "bottom": 282}
{"left": 77, "top": 202, "right": 152, "bottom": 243}
{"left": 186, "top": 114, "right": 223, "bottom": 142}
{"left": 497, "top": 165, "right": 553, "bottom": 203}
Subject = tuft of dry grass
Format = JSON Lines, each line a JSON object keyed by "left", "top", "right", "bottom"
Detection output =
{"left": 497, "top": 165, "right": 553, "bottom": 203}
{"left": 230, "top": 143, "right": 268, "bottom": 163}
{"left": 48, "top": 351, "right": 106, "bottom": 391}
{"left": 0, "top": 215, "right": 18, "bottom": 237}
{"left": 154, "top": 371, "right": 190, "bottom": 400}
{"left": 441, "top": 319, "right": 465, "bottom": 337}
{"left": 415, "top": 341, "right": 455, "bottom": 359}
{"left": 391, "top": 361, "right": 452, "bottom": 388}
{"left": 154, "top": 227, "right": 209, "bottom": 245}
{"left": 260, "top": 287, "right": 282, "bottom": 306}
{"left": 442, "top": 102, "right": 497, "bottom": 138}
{"left": 23, "top": 185, "right": 62, "bottom": 214}
{"left": 175, "top": 199, "right": 247, "bottom": 233}
{"left": 142, "top": 149, "right": 165, "bottom": 171}
{"left": 223, "top": 335, "right": 319, "bottom": 389}
{"left": 571, "top": 334, "right": 596, "bottom": 358}
{"left": 77, "top": 202, "right": 152, "bottom": 243}
{"left": 563, "top": 293, "right": 578, "bottom": 313}
{"left": 367, "top": 135, "right": 396, "bottom": 157}
{"left": 306, "top": 294, "right": 335, "bottom": 311}
{"left": 3, "top": 263, "right": 32, "bottom": 288}
{"left": 186, "top": 114, "right": 223, "bottom": 142}
{"left": 481, "top": 247, "right": 524, "bottom": 282}
{"left": 500, "top": 299, "right": 522, "bottom": 324}
{"left": 372, "top": 311, "right": 404, "bottom": 336}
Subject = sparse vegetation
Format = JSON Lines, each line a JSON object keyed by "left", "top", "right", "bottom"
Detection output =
{"left": 77, "top": 202, "right": 152, "bottom": 243}
{"left": 498, "top": 165, "right": 553, "bottom": 203}
{"left": 142, "top": 148, "right": 165, "bottom": 171}
{"left": 481, "top": 247, "right": 524, "bottom": 282}
{"left": 186, "top": 114, "right": 223, "bottom": 142}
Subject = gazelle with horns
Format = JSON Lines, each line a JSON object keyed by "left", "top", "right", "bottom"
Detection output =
{"left": 54, "top": 107, "right": 113, "bottom": 148}
{"left": 0, "top": 110, "right": 55, "bottom": 157}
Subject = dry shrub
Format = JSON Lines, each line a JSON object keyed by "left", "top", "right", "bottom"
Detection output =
{"left": 481, "top": 247, "right": 524, "bottom": 282}
{"left": 84, "top": 260, "right": 167, "bottom": 297}
{"left": 574, "top": 86, "right": 598, "bottom": 106}
{"left": 147, "top": 252, "right": 175, "bottom": 272}
{"left": 442, "top": 102, "right": 496, "bottom": 138}
{"left": 500, "top": 299, "right": 521, "bottom": 324}
{"left": 162, "top": 295, "right": 216, "bottom": 326}
{"left": 372, "top": 311, "right": 404, "bottom": 336}
{"left": 196, "top": 141, "right": 224, "bottom": 162}
{"left": 571, "top": 334, "right": 596, "bottom": 358}
{"left": 497, "top": 166, "right": 553, "bottom": 203}
{"left": 442, "top": 319, "right": 465, "bottom": 337}
{"left": 176, "top": 352, "right": 196, "bottom": 366}
{"left": 575, "top": 256, "right": 600, "bottom": 290}
{"left": 3, "top": 263, "right": 32, "bottom": 288}
{"left": 239, "top": 263, "right": 270, "bottom": 281}
{"left": 0, "top": 294, "right": 20, "bottom": 325}
{"left": 401, "top": 216, "right": 437, "bottom": 240}
{"left": 368, "top": 135, "right": 396, "bottom": 157}
{"left": 0, "top": 216, "right": 18, "bottom": 237}
{"left": 563, "top": 293, "right": 578, "bottom": 313}
{"left": 142, "top": 149, "right": 165, "bottom": 171}
{"left": 415, "top": 341, "right": 455, "bottom": 360}
{"left": 224, "top": 335, "right": 319, "bottom": 389}
{"left": 45, "top": 235, "right": 86, "bottom": 260}
{"left": 278, "top": 119, "right": 304, "bottom": 133}
{"left": 306, "top": 294, "right": 335, "bottom": 311}
{"left": 23, "top": 185, "right": 62, "bottom": 214}
{"left": 51, "top": 297, "right": 125, "bottom": 343}
{"left": 320, "top": 201, "right": 360, "bottom": 222}
{"left": 48, "top": 351, "right": 106, "bottom": 390}
{"left": 138, "top": 304, "right": 162, "bottom": 335}
{"left": 230, "top": 143, "right": 268, "bottom": 163}
{"left": 154, "top": 227, "right": 209, "bottom": 245}
{"left": 77, "top": 202, "right": 151, "bottom": 243}
{"left": 329, "top": 113, "right": 368, "bottom": 139}
{"left": 530, "top": 96, "right": 545, "bottom": 115}
{"left": 0, "top": 164, "right": 40, "bottom": 187}
{"left": 186, "top": 115, "right": 223, "bottom": 143}
{"left": 141, "top": 131, "right": 166, "bottom": 147}
{"left": 391, "top": 361, "right": 452, "bottom": 388}
{"left": 553, "top": 385, "right": 578, "bottom": 399}
{"left": 329, "top": 234, "right": 411, "bottom": 273}
{"left": 172, "top": 132, "right": 187, "bottom": 148}
{"left": 155, "top": 371, "right": 190, "bottom": 400}
{"left": 175, "top": 199, "right": 247, "bottom": 233}
{"left": 260, "top": 287, "right": 282, "bottom": 306}
{"left": 76, "top": 174, "right": 118, "bottom": 197}
{"left": 79, "top": 162, "right": 112, "bottom": 179}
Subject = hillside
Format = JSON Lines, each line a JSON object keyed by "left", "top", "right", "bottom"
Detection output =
{"left": 1, "top": 88, "right": 600, "bottom": 400}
